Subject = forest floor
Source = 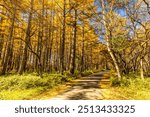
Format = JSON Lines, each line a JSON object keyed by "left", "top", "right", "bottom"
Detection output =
{"left": 0, "top": 71, "right": 149, "bottom": 100}
{"left": 33, "top": 71, "right": 113, "bottom": 100}
{"left": 32, "top": 71, "right": 150, "bottom": 100}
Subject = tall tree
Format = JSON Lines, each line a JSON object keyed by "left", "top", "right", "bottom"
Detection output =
{"left": 100, "top": 0, "right": 122, "bottom": 79}
{"left": 60, "top": 0, "right": 66, "bottom": 74}
{"left": 18, "top": 0, "right": 34, "bottom": 74}
{"left": 1, "top": 0, "right": 17, "bottom": 75}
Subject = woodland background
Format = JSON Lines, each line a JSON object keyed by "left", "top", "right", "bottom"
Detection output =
{"left": 0, "top": 0, "right": 150, "bottom": 100}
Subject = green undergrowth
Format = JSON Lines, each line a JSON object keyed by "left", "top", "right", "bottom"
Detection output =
{"left": 0, "top": 73, "right": 74, "bottom": 100}
{"left": 64, "top": 70, "right": 98, "bottom": 77}
{"left": 0, "top": 70, "right": 98, "bottom": 100}
{"left": 110, "top": 74, "right": 150, "bottom": 99}
{"left": 81, "top": 70, "right": 95, "bottom": 77}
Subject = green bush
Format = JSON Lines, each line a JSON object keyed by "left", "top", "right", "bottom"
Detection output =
{"left": 110, "top": 77, "right": 130, "bottom": 87}
{"left": 81, "top": 70, "right": 93, "bottom": 77}
{"left": 73, "top": 70, "right": 80, "bottom": 78}
{"left": 129, "top": 78, "right": 150, "bottom": 90}
{"left": 0, "top": 74, "right": 69, "bottom": 91}
{"left": 63, "top": 71, "right": 72, "bottom": 76}
{"left": 0, "top": 73, "right": 74, "bottom": 99}
{"left": 110, "top": 75, "right": 150, "bottom": 99}
{"left": 110, "top": 77, "right": 121, "bottom": 86}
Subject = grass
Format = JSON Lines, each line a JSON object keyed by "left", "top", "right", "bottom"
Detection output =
{"left": 0, "top": 73, "right": 74, "bottom": 100}
{"left": 81, "top": 70, "right": 94, "bottom": 77}
{"left": 104, "top": 74, "right": 150, "bottom": 100}
{"left": 32, "top": 77, "right": 85, "bottom": 100}
{"left": 0, "top": 88, "right": 43, "bottom": 100}
{"left": 1, "top": 71, "right": 149, "bottom": 100}
{"left": 0, "top": 70, "right": 97, "bottom": 100}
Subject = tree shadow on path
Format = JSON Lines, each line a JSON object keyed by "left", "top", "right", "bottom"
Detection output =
{"left": 51, "top": 71, "right": 110, "bottom": 100}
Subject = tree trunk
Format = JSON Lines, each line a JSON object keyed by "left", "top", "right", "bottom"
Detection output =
{"left": 81, "top": 24, "right": 85, "bottom": 72}
{"left": 0, "top": 17, "right": 4, "bottom": 59}
{"left": 1, "top": 1, "right": 16, "bottom": 75}
{"left": 60, "top": 0, "right": 66, "bottom": 74}
{"left": 101, "top": 0, "right": 121, "bottom": 79}
{"left": 18, "top": 0, "right": 34, "bottom": 74}
{"left": 70, "top": 9, "right": 77, "bottom": 74}
{"left": 140, "top": 59, "right": 144, "bottom": 80}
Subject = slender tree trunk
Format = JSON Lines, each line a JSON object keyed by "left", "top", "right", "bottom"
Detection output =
{"left": 35, "top": 0, "right": 45, "bottom": 77}
{"left": 81, "top": 24, "right": 85, "bottom": 72}
{"left": 44, "top": 9, "right": 49, "bottom": 72}
{"left": 101, "top": 0, "right": 121, "bottom": 79}
{"left": 70, "top": 9, "right": 77, "bottom": 74}
{"left": 148, "top": 46, "right": 150, "bottom": 71}
{"left": 140, "top": 59, "right": 144, "bottom": 80}
{"left": 60, "top": 0, "right": 66, "bottom": 74}
{"left": 18, "top": 0, "right": 34, "bottom": 74}
{"left": 1, "top": 1, "right": 16, "bottom": 75}
{"left": 0, "top": 17, "right": 4, "bottom": 59}
{"left": 0, "top": 35, "right": 4, "bottom": 60}
{"left": 68, "top": 29, "right": 73, "bottom": 71}
{"left": 49, "top": 9, "right": 55, "bottom": 72}
{"left": 36, "top": 26, "right": 43, "bottom": 76}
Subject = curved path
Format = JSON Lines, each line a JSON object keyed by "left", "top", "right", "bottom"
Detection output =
{"left": 51, "top": 71, "right": 110, "bottom": 100}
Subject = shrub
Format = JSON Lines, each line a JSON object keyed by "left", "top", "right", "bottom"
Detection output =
{"left": 0, "top": 74, "right": 69, "bottom": 91}
{"left": 63, "top": 71, "right": 72, "bottom": 76}
{"left": 81, "top": 70, "right": 93, "bottom": 77}
{"left": 0, "top": 73, "right": 75, "bottom": 100}
{"left": 110, "top": 77, "right": 130, "bottom": 87}
{"left": 73, "top": 70, "right": 80, "bottom": 78}
{"left": 110, "top": 75, "right": 150, "bottom": 99}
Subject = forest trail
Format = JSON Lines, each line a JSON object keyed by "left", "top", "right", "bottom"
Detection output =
{"left": 50, "top": 71, "right": 110, "bottom": 100}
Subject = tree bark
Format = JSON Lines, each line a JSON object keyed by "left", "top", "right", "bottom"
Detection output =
{"left": 60, "top": 0, "right": 66, "bottom": 74}
{"left": 81, "top": 23, "right": 85, "bottom": 72}
{"left": 140, "top": 59, "right": 144, "bottom": 80}
{"left": 70, "top": 9, "right": 77, "bottom": 74}
{"left": 18, "top": 0, "right": 34, "bottom": 74}
{"left": 101, "top": 0, "right": 121, "bottom": 79}
{"left": 1, "top": 0, "right": 17, "bottom": 75}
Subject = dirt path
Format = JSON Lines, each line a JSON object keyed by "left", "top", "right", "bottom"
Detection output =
{"left": 50, "top": 71, "right": 110, "bottom": 100}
